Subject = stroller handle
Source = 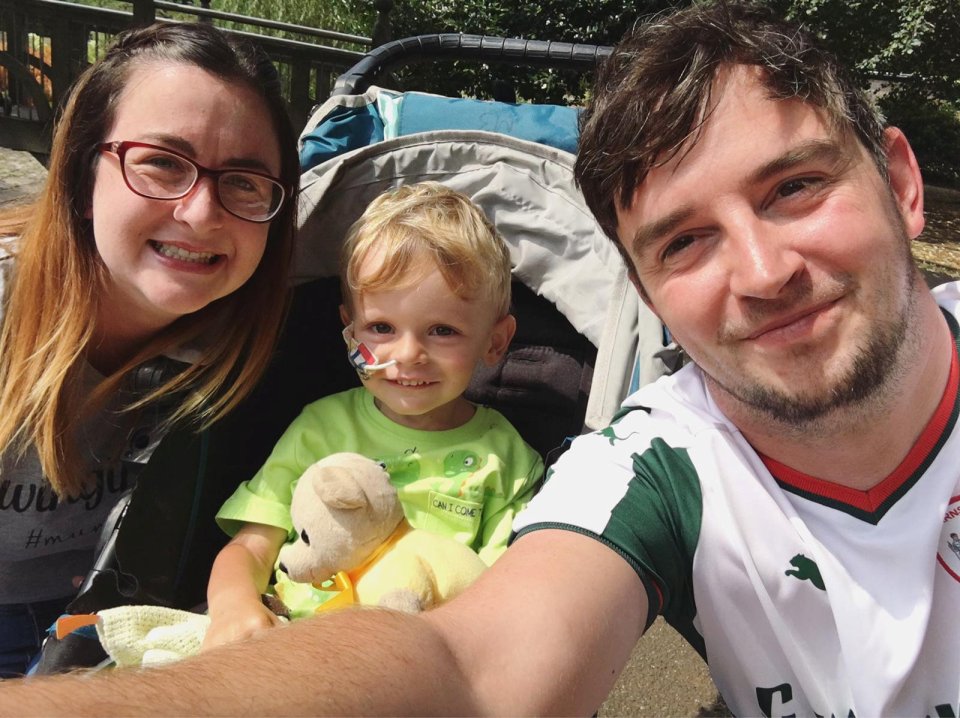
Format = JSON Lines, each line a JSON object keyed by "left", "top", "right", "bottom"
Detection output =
{"left": 333, "top": 33, "right": 612, "bottom": 96}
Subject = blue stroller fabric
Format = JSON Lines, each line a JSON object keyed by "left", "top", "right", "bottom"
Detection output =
{"left": 300, "top": 89, "right": 580, "bottom": 170}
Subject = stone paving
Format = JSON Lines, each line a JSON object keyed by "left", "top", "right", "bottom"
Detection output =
{"left": 0, "top": 147, "right": 47, "bottom": 207}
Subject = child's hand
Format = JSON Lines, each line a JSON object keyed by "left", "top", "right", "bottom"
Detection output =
{"left": 202, "top": 600, "right": 284, "bottom": 651}
{"left": 203, "top": 522, "right": 290, "bottom": 651}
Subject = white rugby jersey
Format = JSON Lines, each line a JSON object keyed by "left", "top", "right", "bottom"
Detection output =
{"left": 516, "top": 282, "right": 960, "bottom": 717}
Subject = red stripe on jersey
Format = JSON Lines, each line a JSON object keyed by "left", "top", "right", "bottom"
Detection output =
{"left": 762, "top": 339, "right": 959, "bottom": 513}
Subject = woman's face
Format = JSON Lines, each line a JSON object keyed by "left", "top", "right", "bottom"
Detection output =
{"left": 90, "top": 61, "right": 282, "bottom": 343}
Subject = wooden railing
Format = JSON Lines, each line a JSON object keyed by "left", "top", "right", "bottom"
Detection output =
{"left": 0, "top": 0, "right": 392, "bottom": 155}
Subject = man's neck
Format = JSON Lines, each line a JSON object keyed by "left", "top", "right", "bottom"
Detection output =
{"left": 715, "top": 295, "right": 955, "bottom": 491}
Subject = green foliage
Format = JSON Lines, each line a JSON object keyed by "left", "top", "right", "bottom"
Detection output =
{"left": 765, "top": 0, "right": 960, "bottom": 104}
{"left": 67, "top": 0, "right": 135, "bottom": 9}
{"left": 880, "top": 91, "right": 960, "bottom": 187}
{"left": 210, "top": 0, "right": 374, "bottom": 43}
{"left": 381, "top": 0, "right": 958, "bottom": 108}
{"left": 386, "top": 0, "right": 684, "bottom": 103}
{"left": 66, "top": 0, "right": 377, "bottom": 49}
{"left": 765, "top": 0, "right": 960, "bottom": 185}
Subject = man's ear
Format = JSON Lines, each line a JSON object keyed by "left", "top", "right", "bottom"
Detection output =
{"left": 884, "top": 127, "right": 925, "bottom": 240}
{"left": 339, "top": 304, "right": 351, "bottom": 327}
{"left": 482, "top": 314, "right": 517, "bottom": 366}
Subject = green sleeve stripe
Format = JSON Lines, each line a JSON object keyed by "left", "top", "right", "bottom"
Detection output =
{"left": 513, "top": 522, "right": 662, "bottom": 630}
{"left": 514, "top": 434, "right": 704, "bottom": 647}
{"left": 601, "top": 440, "right": 702, "bottom": 630}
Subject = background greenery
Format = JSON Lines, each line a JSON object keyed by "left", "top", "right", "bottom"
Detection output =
{"left": 79, "top": 0, "right": 960, "bottom": 184}
{"left": 767, "top": 0, "right": 959, "bottom": 186}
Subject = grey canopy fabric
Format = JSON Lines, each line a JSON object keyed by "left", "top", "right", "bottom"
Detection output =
{"left": 295, "top": 120, "right": 669, "bottom": 429}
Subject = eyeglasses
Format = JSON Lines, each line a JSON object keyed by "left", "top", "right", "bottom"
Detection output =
{"left": 97, "top": 140, "right": 288, "bottom": 223}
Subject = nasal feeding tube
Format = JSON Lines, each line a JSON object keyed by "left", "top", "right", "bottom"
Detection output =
{"left": 342, "top": 325, "right": 397, "bottom": 380}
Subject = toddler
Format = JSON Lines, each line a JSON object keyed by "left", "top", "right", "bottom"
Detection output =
{"left": 204, "top": 182, "right": 543, "bottom": 648}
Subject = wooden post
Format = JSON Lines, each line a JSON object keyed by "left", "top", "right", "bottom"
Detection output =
{"left": 289, "top": 54, "right": 310, "bottom": 131}
{"left": 131, "top": 0, "right": 155, "bottom": 28}
{"left": 371, "top": 0, "right": 393, "bottom": 48}
{"left": 49, "top": 17, "right": 72, "bottom": 117}
{"left": 8, "top": 4, "right": 27, "bottom": 110}
{"left": 315, "top": 65, "right": 331, "bottom": 105}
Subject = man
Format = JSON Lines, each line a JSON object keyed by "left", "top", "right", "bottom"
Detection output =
{"left": 4, "top": 3, "right": 957, "bottom": 715}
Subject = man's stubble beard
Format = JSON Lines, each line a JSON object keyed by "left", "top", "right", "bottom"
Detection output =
{"left": 702, "top": 223, "right": 920, "bottom": 435}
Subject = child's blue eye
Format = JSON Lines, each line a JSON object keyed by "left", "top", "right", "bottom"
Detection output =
{"left": 432, "top": 325, "right": 457, "bottom": 336}
{"left": 371, "top": 323, "right": 392, "bottom": 334}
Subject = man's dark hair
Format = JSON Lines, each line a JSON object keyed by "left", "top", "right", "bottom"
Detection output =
{"left": 574, "top": 2, "right": 886, "bottom": 257}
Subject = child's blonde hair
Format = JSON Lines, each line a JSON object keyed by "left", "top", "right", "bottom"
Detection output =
{"left": 341, "top": 182, "right": 512, "bottom": 318}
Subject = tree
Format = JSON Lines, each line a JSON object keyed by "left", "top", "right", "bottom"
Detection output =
{"left": 767, "top": 0, "right": 960, "bottom": 186}
{"left": 767, "top": 0, "right": 959, "bottom": 104}
{"left": 383, "top": 0, "right": 679, "bottom": 103}
{"left": 382, "top": 0, "right": 958, "bottom": 104}
{"left": 211, "top": 0, "right": 376, "bottom": 42}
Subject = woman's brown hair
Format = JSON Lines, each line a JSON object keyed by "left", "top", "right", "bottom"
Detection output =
{"left": 0, "top": 22, "right": 299, "bottom": 496}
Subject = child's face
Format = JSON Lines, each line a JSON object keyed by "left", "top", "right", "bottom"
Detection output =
{"left": 341, "top": 258, "right": 515, "bottom": 431}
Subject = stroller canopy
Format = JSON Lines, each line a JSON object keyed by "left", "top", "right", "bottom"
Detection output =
{"left": 297, "top": 85, "right": 670, "bottom": 433}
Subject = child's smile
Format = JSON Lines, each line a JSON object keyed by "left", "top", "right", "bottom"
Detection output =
{"left": 343, "top": 259, "right": 514, "bottom": 432}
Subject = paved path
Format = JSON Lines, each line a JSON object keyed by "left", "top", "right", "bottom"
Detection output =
{"left": 0, "top": 146, "right": 47, "bottom": 207}
{"left": 601, "top": 618, "right": 723, "bottom": 717}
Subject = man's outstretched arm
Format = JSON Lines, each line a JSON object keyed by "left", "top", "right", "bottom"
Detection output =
{"left": 0, "top": 529, "right": 648, "bottom": 716}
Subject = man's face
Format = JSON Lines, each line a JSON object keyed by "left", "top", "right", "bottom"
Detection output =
{"left": 616, "top": 65, "right": 925, "bottom": 426}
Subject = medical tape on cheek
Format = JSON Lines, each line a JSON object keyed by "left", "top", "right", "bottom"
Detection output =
{"left": 342, "top": 325, "right": 397, "bottom": 379}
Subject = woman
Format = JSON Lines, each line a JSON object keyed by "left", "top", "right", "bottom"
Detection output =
{"left": 0, "top": 22, "right": 299, "bottom": 676}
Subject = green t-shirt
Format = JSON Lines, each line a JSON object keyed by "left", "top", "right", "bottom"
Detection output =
{"left": 216, "top": 387, "right": 543, "bottom": 616}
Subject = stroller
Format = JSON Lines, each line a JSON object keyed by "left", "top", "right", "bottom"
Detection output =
{"left": 32, "top": 34, "right": 673, "bottom": 674}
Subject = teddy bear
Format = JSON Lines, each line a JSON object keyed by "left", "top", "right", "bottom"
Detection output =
{"left": 54, "top": 452, "right": 488, "bottom": 668}
{"left": 276, "top": 452, "right": 487, "bottom": 613}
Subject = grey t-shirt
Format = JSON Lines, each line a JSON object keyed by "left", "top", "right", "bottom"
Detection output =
{"left": 0, "top": 243, "right": 170, "bottom": 602}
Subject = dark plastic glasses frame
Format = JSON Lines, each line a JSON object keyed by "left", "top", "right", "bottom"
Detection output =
{"left": 96, "top": 140, "right": 289, "bottom": 223}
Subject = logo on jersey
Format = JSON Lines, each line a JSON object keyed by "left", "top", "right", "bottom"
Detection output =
{"left": 598, "top": 426, "right": 640, "bottom": 446}
{"left": 784, "top": 553, "right": 825, "bottom": 591}
{"left": 937, "top": 495, "right": 960, "bottom": 583}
